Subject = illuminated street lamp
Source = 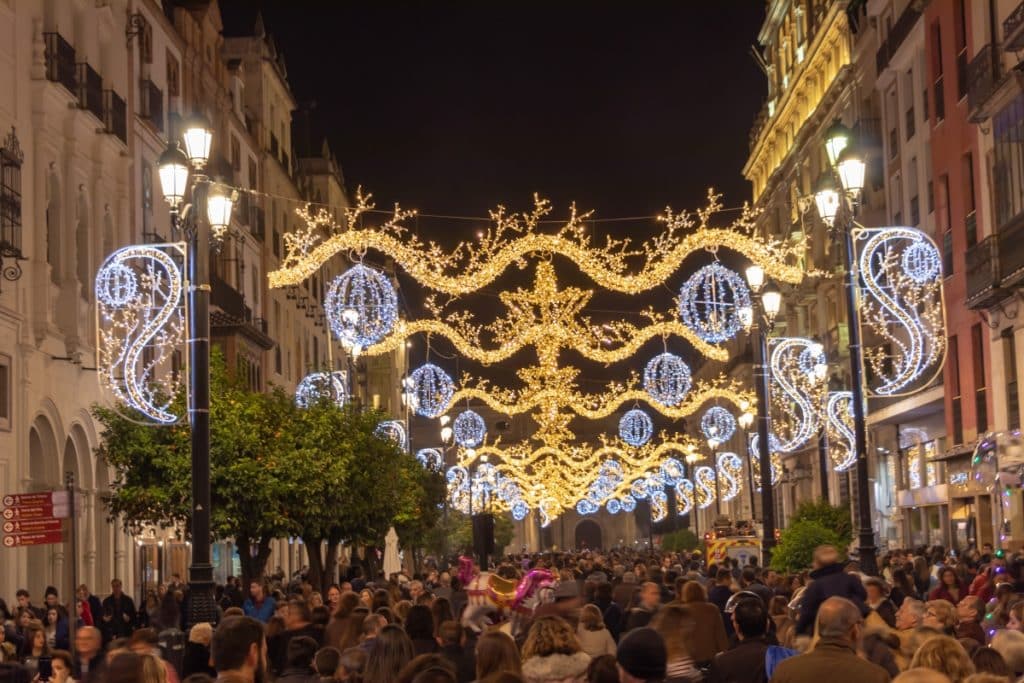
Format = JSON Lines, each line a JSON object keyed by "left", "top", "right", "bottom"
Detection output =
{"left": 157, "top": 112, "right": 232, "bottom": 626}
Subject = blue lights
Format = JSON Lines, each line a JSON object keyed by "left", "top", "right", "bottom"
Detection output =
{"left": 643, "top": 352, "right": 692, "bottom": 406}
{"left": 678, "top": 262, "right": 752, "bottom": 343}
{"left": 453, "top": 409, "right": 487, "bottom": 448}
{"left": 619, "top": 409, "right": 654, "bottom": 447}
{"left": 375, "top": 420, "right": 407, "bottom": 450}
{"left": 324, "top": 263, "right": 398, "bottom": 351}
{"left": 409, "top": 363, "right": 455, "bottom": 418}
{"left": 416, "top": 448, "right": 443, "bottom": 469}
{"left": 701, "top": 406, "right": 736, "bottom": 444}
{"left": 295, "top": 371, "right": 347, "bottom": 408}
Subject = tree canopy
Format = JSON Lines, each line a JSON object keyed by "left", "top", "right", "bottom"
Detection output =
{"left": 94, "top": 351, "right": 443, "bottom": 587}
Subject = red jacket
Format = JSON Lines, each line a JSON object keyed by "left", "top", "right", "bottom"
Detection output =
{"left": 929, "top": 581, "right": 965, "bottom": 604}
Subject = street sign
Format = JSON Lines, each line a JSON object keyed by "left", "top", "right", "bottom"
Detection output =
{"left": 2, "top": 518, "right": 63, "bottom": 534}
{"left": 1, "top": 491, "right": 69, "bottom": 508}
{"left": 2, "top": 530, "right": 65, "bottom": 547}
{"left": 1, "top": 504, "right": 70, "bottom": 520}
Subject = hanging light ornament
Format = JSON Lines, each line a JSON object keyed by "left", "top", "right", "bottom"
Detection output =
{"left": 375, "top": 420, "right": 407, "bottom": 449}
{"left": 416, "top": 448, "right": 443, "bottom": 469}
{"left": 650, "top": 490, "right": 668, "bottom": 522}
{"left": 576, "top": 499, "right": 600, "bottom": 515}
{"left": 695, "top": 466, "right": 717, "bottom": 509}
{"left": 701, "top": 406, "right": 737, "bottom": 444}
{"left": 324, "top": 263, "right": 398, "bottom": 352}
{"left": 606, "top": 498, "right": 622, "bottom": 514}
{"left": 676, "top": 479, "right": 695, "bottom": 516}
{"left": 295, "top": 371, "right": 347, "bottom": 408}
{"left": 619, "top": 409, "right": 654, "bottom": 447}
{"left": 678, "top": 262, "right": 752, "bottom": 343}
{"left": 630, "top": 478, "right": 650, "bottom": 500}
{"left": 409, "top": 363, "right": 455, "bottom": 418}
{"left": 620, "top": 494, "right": 637, "bottom": 513}
{"left": 453, "top": 409, "right": 487, "bottom": 448}
{"left": 643, "top": 352, "right": 692, "bottom": 406}
{"left": 716, "top": 452, "right": 743, "bottom": 502}
{"left": 826, "top": 391, "right": 857, "bottom": 471}
{"left": 660, "top": 458, "right": 686, "bottom": 486}
{"left": 749, "top": 433, "right": 783, "bottom": 490}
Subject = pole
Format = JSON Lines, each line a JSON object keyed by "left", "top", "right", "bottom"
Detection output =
{"left": 841, "top": 214, "right": 877, "bottom": 575}
{"left": 753, "top": 302, "right": 776, "bottom": 566}
{"left": 186, "top": 180, "right": 217, "bottom": 626}
{"left": 65, "top": 471, "right": 77, "bottom": 660}
{"left": 747, "top": 441, "right": 757, "bottom": 520}
{"left": 818, "top": 428, "right": 830, "bottom": 502}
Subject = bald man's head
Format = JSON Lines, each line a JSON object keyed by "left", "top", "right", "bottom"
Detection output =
{"left": 817, "top": 596, "right": 863, "bottom": 640}
{"left": 892, "top": 669, "right": 952, "bottom": 683}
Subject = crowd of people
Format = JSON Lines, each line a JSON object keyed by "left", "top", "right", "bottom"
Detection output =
{"left": 3, "top": 542, "right": 1024, "bottom": 683}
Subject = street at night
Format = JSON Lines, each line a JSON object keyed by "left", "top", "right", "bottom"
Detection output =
{"left": 0, "top": 1, "right": 1020, "bottom": 682}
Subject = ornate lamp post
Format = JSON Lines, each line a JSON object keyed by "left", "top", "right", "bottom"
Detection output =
{"left": 813, "top": 122, "right": 876, "bottom": 575}
{"left": 157, "top": 113, "right": 233, "bottom": 626}
{"left": 743, "top": 265, "right": 781, "bottom": 566}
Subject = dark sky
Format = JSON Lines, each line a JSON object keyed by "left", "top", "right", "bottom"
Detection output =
{"left": 218, "top": 2, "right": 767, "bottom": 221}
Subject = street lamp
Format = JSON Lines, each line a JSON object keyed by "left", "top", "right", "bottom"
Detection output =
{"left": 157, "top": 113, "right": 230, "bottom": 627}
{"left": 813, "top": 123, "right": 876, "bottom": 575}
{"left": 440, "top": 419, "right": 453, "bottom": 567}
{"left": 744, "top": 268, "right": 781, "bottom": 566}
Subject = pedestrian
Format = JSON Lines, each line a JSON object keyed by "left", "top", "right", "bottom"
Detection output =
{"left": 101, "top": 579, "right": 137, "bottom": 642}
{"left": 521, "top": 616, "right": 590, "bottom": 683}
{"left": 650, "top": 604, "right": 699, "bottom": 683}
{"left": 277, "top": 635, "right": 321, "bottom": 683}
{"left": 313, "top": 646, "right": 341, "bottom": 682}
{"left": 954, "top": 597, "right": 986, "bottom": 645}
{"left": 795, "top": 546, "right": 867, "bottom": 637}
{"left": 364, "top": 624, "right": 414, "bottom": 683}
{"left": 677, "top": 580, "right": 730, "bottom": 667}
{"left": 909, "top": 636, "right": 975, "bottom": 683}
{"left": 73, "top": 625, "right": 105, "bottom": 682}
{"left": 181, "top": 622, "right": 216, "bottom": 678}
{"left": 269, "top": 599, "right": 324, "bottom": 676}
{"left": 474, "top": 629, "right": 520, "bottom": 681}
{"left": 337, "top": 646, "right": 367, "bottom": 681}
{"left": 769, "top": 597, "right": 889, "bottom": 683}
{"left": 242, "top": 580, "right": 276, "bottom": 624}
{"left": 405, "top": 604, "right": 438, "bottom": 656}
{"left": 707, "top": 595, "right": 771, "bottom": 683}
{"left": 325, "top": 592, "right": 362, "bottom": 650}
{"left": 210, "top": 615, "right": 268, "bottom": 683}
{"left": 622, "top": 582, "right": 660, "bottom": 633}
{"left": 615, "top": 627, "right": 667, "bottom": 683}
{"left": 575, "top": 605, "right": 616, "bottom": 658}
{"left": 929, "top": 568, "right": 965, "bottom": 605}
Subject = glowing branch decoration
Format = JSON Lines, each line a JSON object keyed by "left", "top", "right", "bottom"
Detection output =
{"left": 269, "top": 189, "right": 808, "bottom": 293}
{"left": 95, "top": 243, "right": 188, "bottom": 424}
{"left": 854, "top": 226, "right": 946, "bottom": 397}
{"left": 295, "top": 371, "right": 347, "bottom": 408}
{"left": 769, "top": 337, "right": 825, "bottom": 453}
{"left": 678, "top": 262, "right": 752, "bottom": 343}
{"left": 826, "top": 391, "right": 856, "bottom": 472}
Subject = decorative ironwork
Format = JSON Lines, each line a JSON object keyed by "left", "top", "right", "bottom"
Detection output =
{"left": 0, "top": 127, "right": 25, "bottom": 294}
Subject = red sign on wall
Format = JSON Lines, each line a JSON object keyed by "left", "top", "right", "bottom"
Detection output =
{"left": 2, "top": 490, "right": 72, "bottom": 547}
{"left": 3, "top": 519, "right": 63, "bottom": 534}
{"left": 2, "top": 530, "right": 65, "bottom": 547}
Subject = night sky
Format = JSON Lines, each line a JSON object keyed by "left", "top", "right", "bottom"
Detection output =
{"left": 219, "top": 2, "right": 770, "bottom": 436}
{"left": 218, "top": 2, "right": 767, "bottom": 222}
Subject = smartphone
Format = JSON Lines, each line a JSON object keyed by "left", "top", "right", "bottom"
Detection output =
{"left": 37, "top": 655, "right": 52, "bottom": 682}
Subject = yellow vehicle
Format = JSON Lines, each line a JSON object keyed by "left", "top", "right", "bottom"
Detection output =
{"left": 704, "top": 517, "right": 761, "bottom": 566}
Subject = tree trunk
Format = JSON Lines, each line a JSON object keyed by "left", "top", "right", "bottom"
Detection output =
{"left": 324, "top": 536, "right": 341, "bottom": 593}
{"left": 237, "top": 537, "right": 273, "bottom": 586}
{"left": 304, "top": 536, "right": 326, "bottom": 594}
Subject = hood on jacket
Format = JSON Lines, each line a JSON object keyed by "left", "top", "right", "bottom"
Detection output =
{"left": 809, "top": 563, "right": 845, "bottom": 579}
{"left": 522, "top": 651, "right": 591, "bottom": 682}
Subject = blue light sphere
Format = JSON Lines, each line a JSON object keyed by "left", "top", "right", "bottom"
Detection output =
{"left": 409, "top": 363, "right": 455, "bottom": 418}
{"left": 416, "top": 448, "right": 443, "bottom": 469}
{"left": 678, "top": 262, "right": 752, "bottom": 343}
{"left": 96, "top": 262, "right": 139, "bottom": 308}
{"left": 453, "top": 409, "right": 487, "bottom": 448}
{"left": 295, "top": 371, "right": 347, "bottom": 408}
{"left": 606, "top": 498, "right": 622, "bottom": 514}
{"left": 576, "top": 499, "right": 599, "bottom": 515}
{"left": 511, "top": 500, "right": 530, "bottom": 520}
{"left": 620, "top": 494, "right": 637, "bottom": 513}
{"left": 324, "top": 263, "right": 398, "bottom": 349}
{"left": 700, "top": 406, "right": 736, "bottom": 443}
{"left": 375, "top": 420, "right": 407, "bottom": 449}
{"left": 902, "top": 239, "right": 942, "bottom": 283}
{"left": 643, "top": 352, "right": 692, "bottom": 406}
{"left": 619, "top": 409, "right": 654, "bottom": 447}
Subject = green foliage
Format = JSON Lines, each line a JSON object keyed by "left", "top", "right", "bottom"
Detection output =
{"left": 423, "top": 511, "right": 515, "bottom": 558}
{"left": 770, "top": 520, "right": 844, "bottom": 573}
{"left": 790, "top": 501, "right": 853, "bottom": 547}
{"left": 94, "top": 349, "right": 442, "bottom": 585}
{"left": 660, "top": 528, "right": 700, "bottom": 552}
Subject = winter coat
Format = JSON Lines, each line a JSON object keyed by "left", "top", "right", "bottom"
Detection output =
{"left": 928, "top": 582, "right": 965, "bottom": 604}
{"left": 768, "top": 638, "right": 890, "bottom": 683}
{"left": 706, "top": 636, "right": 770, "bottom": 683}
{"left": 522, "top": 652, "right": 591, "bottom": 683}
{"left": 795, "top": 565, "right": 868, "bottom": 636}
{"left": 684, "top": 600, "right": 731, "bottom": 666}
{"left": 575, "top": 626, "right": 616, "bottom": 658}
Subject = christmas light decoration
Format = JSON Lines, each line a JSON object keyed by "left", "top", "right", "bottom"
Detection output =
{"left": 660, "top": 458, "right": 686, "bottom": 486}
{"left": 416, "top": 448, "right": 443, "bottom": 470}
{"left": 695, "top": 466, "right": 717, "bottom": 509}
{"left": 749, "top": 434, "right": 783, "bottom": 491}
{"left": 650, "top": 489, "right": 668, "bottom": 522}
{"left": 620, "top": 494, "right": 637, "bottom": 513}
{"left": 576, "top": 498, "right": 600, "bottom": 515}
{"left": 95, "top": 243, "right": 188, "bottom": 424}
{"left": 324, "top": 263, "right": 399, "bottom": 352}
{"left": 676, "top": 479, "right": 695, "bottom": 516}
{"left": 826, "top": 391, "right": 856, "bottom": 472}
{"left": 270, "top": 190, "right": 808, "bottom": 294}
{"left": 409, "top": 363, "right": 456, "bottom": 418}
{"left": 643, "top": 352, "right": 693, "bottom": 406}
{"left": 716, "top": 452, "right": 743, "bottom": 502}
{"left": 769, "top": 337, "right": 825, "bottom": 453}
{"left": 619, "top": 409, "right": 654, "bottom": 447}
{"left": 375, "top": 420, "right": 407, "bottom": 449}
{"left": 701, "top": 406, "right": 737, "bottom": 444}
{"left": 453, "top": 409, "right": 487, "bottom": 448}
{"left": 295, "top": 371, "right": 347, "bottom": 408}
{"left": 606, "top": 498, "right": 622, "bottom": 514}
{"left": 854, "top": 226, "right": 946, "bottom": 397}
{"left": 678, "top": 262, "right": 752, "bottom": 343}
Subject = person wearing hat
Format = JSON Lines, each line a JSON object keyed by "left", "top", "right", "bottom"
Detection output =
{"left": 616, "top": 626, "right": 667, "bottom": 683}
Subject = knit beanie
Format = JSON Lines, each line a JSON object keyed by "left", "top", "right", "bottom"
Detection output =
{"left": 616, "top": 627, "right": 667, "bottom": 680}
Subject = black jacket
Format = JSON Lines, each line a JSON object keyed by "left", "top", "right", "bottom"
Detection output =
{"left": 439, "top": 643, "right": 475, "bottom": 683}
{"left": 796, "top": 565, "right": 867, "bottom": 635}
{"left": 182, "top": 642, "right": 216, "bottom": 678}
{"left": 706, "top": 636, "right": 770, "bottom": 683}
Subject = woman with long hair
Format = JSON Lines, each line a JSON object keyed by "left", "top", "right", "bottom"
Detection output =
{"left": 677, "top": 580, "right": 729, "bottom": 667}
{"left": 338, "top": 607, "right": 371, "bottom": 650}
{"left": 44, "top": 605, "right": 70, "bottom": 651}
{"left": 575, "top": 605, "right": 615, "bottom": 658}
{"left": 431, "top": 597, "right": 454, "bottom": 632}
{"left": 139, "top": 652, "right": 169, "bottom": 683}
{"left": 651, "top": 604, "right": 700, "bottom": 683}
{"left": 521, "top": 615, "right": 590, "bottom": 683}
{"left": 475, "top": 631, "right": 522, "bottom": 681}
{"left": 930, "top": 567, "right": 966, "bottom": 604}
{"left": 20, "top": 622, "right": 49, "bottom": 678}
{"left": 364, "top": 623, "right": 414, "bottom": 683}
{"left": 405, "top": 604, "right": 438, "bottom": 655}
{"left": 326, "top": 591, "right": 363, "bottom": 649}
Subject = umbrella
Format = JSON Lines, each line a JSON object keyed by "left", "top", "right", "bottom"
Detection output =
{"left": 383, "top": 526, "right": 401, "bottom": 578}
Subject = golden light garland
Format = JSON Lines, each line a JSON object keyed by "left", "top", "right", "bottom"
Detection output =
{"left": 268, "top": 189, "right": 808, "bottom": 292}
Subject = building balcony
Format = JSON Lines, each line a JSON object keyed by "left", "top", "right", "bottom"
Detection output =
{"left": 875, "top": 3, "right": 922, "bottom": 74}
{"left": 1005, "top": 1, "right": 1024, "bottom": 52}
{"left": 1001, "top": 210, "right": 1024, "bottom": 287}
{"left": 210, "top": 274, "right": 275, "bottom": 350}
{"left": 139, "top": 79, "right": 163, "bottom": 133}
{"left": 966, "top": 235, "right": 1004, "bottom": 310}
{"left": 43, "top": 32, "right": 76, "bottom": 95}
{"left": 968, "top": 43, "right": 1004, "bottom": 123}
{"left": 76, "top": 62, "right": 103, "bottom": 121}
{"left": 103, "top": 90, "right": 127, "bottom": 144}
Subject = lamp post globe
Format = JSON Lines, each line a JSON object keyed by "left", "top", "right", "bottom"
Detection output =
{"left": 837, "top": 146, "right": 866, "bottom": 196}
{"left": 157, "top": 143, "right": 190, "bottom": 210}
{"left": 814, "top": 173, "right": 840, "bottom": 228}
{"left": 824, "top": 120, "right": 852, "bottom": 167}
{"left": 182, "top": 112, "right": 213, "bottom": 169}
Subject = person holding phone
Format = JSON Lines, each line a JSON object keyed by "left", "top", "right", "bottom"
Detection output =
{"left": 47, "top": 650, "right": 73, "bottom": 683}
